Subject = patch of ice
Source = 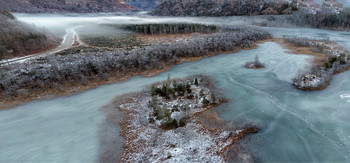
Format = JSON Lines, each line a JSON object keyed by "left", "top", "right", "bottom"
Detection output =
{"left": 340, "top": 94, "right": 350, "bottom": 99}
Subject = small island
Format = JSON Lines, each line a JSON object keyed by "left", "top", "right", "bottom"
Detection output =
{"left": 100, "top": 75, "right": 259, "bottom": 162}
{"left": 284, "top": 37, "right": 350, "bottom": 91}
{"left": 245, "top": 55, "right": 265, "bottom": 69}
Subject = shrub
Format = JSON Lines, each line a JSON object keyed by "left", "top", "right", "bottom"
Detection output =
{"left": 200, "top": 89, "right": 205, "bottom": 97}
{"left": 0, "top": 46, "right": 6, "bottom": 60}
{"left": 186, "top": 83, "right": 192, "bottom": 93}
{"left": 211, "top": 93, "right": 216, "bottom": 104}
{"left": 202, "top": 97, "right": 210, "bottom": 107}
{"left": 160, "top": 118, "right": 179, "bottom": 130}
{"left": 179, "top": 118, "right": 186, "bottom": 127}
{"left": 339, "top": 57, "right": 346, "bottom": 65}
{"left": 323, "top": 60, "right": 331, "bottom": 69}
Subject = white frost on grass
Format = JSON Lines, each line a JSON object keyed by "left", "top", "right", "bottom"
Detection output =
{"left": 297, "top": 74, "right": 322, "bottom": 88}
{"left": 151, "top": 122, "right": 229, "bottom": 162}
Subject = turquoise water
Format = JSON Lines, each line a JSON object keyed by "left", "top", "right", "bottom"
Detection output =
{"left": 1, "top": 15, "right": 350, "bottom": 162}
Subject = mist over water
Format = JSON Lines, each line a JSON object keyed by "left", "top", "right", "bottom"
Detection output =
{"left": 1, "top": 14, "right": 350, "bottom": 162}
{"left": 14, "top": 14, "right": 255, "bottom": 37}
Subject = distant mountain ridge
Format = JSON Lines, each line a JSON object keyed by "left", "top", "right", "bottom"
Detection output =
{"left": 0, "top": 0, "right": 138, "bottom": 13}
{"left": 151, "top": 0, "right": 348, "bottom": 16}
{"left": 151, "top": 0, "right": 298, "bottom": 16}
{"left": 0, "top": 0, "right": 347, "bottom": 14}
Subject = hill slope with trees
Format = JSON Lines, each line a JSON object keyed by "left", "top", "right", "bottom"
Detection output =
{"left": 151, "top": 0, "right": 298, "bottom": 16}
{"left": 0, "top": 0, "right": 138, "bottom": 13}
{"left": 0, "top": 11, "right": 59, "bottom": 60}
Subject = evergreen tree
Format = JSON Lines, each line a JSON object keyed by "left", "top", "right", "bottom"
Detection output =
{"left": 186, "top": 83, "right": 191, "bottom": 93}
{"left": 211, "top": 93, "right": 216, "bottom": 104}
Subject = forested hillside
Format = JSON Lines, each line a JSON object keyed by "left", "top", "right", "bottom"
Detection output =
{"left": 292, "top": 7, "right": 350, "bottom": 29}
{"left": 151, "top": 0, "right": 298, "bottom": 16}
{"left": 0, "top": 0, "right": 138, "bottom": 13}
{"left": 0, "top": 11, "right": 59, "bottom": 60}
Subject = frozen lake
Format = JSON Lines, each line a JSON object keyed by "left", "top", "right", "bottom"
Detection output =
{"left": 1, "top": 14, "right": 350, "bottom": 162}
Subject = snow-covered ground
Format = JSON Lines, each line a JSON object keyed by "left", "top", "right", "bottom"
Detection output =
{"left": 110, "top": 77, "right": 247, "bottom": 162}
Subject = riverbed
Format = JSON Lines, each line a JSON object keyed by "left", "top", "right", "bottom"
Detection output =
{"left": 1, "top": 15, "right": 350, "bottom": 162}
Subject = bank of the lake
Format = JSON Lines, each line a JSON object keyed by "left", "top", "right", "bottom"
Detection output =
{"left": 0, "top": 41, "right": 309, "bottom": 162}
{"left": 0, "top": 36, "right": 269, "bottom": 110}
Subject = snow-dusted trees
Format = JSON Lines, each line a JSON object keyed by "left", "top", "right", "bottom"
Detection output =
{"left": 152, "top": 0, "right": 297, "bottom": 16}
{"left": 0, "top": 27, "right": 271, "bottom": 99}
{"left": 287, "top": 37, "right": 350, "bottom": 90}
{"left": 289, "top": 8, "right": 350, "bottom": 30}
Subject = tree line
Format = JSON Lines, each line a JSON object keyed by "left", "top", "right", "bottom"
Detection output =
{"left": 288, "top": 8, "right": 350, "bottom": 29}
{"left": 151, "top": 0, "right": 298, "bottom": 16}
{"left": 121, "top": 23, "right": 219, "bottom": 35}
{"left": 0, "top": 27, "right": 271, "bottom": 100}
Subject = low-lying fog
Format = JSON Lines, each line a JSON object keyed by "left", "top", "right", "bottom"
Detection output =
{"left": 14, "top": 13, "right": 259, "bottom": 37}
{"left": 14, "top": 13, "right": 350, "bottom": 50}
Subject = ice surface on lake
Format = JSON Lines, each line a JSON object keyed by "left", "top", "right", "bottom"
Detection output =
{"left": 1, "top": 14, "right": 350, "bottom": 162}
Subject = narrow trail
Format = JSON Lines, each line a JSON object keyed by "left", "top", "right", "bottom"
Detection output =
{"left": 1, "top": 27, "right": 83, "bottom": 65}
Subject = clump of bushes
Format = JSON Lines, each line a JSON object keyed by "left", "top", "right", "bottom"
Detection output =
{"left": 151, "top": 79, "right": 192, "bottom": 99}
{"left": 148, "top": 76, "right": 217, "bottom": 130}
{"left": 245, "top": 55, "right": 265, "bottom": 69}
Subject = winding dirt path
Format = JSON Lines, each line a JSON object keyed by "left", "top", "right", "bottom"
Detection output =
{"left": 1, "top": 27, "right": 83, "bottom": 65}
